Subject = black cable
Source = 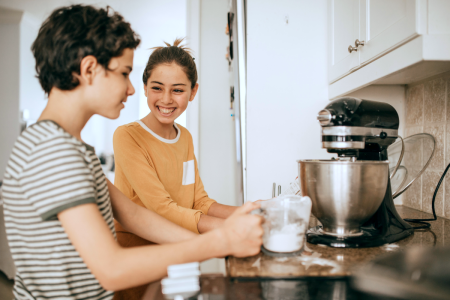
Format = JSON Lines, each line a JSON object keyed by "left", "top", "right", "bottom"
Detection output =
{"left": 403, "top": 162, "right": 450, "bottom": 229}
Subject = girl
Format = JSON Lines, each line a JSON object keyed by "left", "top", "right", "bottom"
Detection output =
{"left": 112, "top": 39, "right": 241, "bottom": 299}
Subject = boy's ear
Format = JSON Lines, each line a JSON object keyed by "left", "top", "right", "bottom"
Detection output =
{"left": 79, "top": 55, "right": 99, "bottom": 85}
{"left": 189, "top": 83, "right": 199, "bottom": 102}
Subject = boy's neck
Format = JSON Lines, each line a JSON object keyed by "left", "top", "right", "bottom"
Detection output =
{"left": 38, "top": 88, "right": 93, "bottom": 141}
{"left": 141, "top": 113, "right": 177, "bottom": 140}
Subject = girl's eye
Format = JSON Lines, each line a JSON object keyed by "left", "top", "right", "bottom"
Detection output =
{"left": 152, "top": 87, "right": 162, "bottom": 91}
{"left": 174, "top": 89, "right": 184, "bottom": 93}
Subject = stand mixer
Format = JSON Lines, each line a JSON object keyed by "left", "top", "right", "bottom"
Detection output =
{"left": 300, "top": 97, "right": 414, "bottom": 248}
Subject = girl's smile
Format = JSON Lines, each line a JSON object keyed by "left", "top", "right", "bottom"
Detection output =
{"left": 157, "top": 105, "right": 177, "bottom": 116}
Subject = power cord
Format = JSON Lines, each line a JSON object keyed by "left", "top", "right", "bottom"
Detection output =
{"left": 403, "top": 162, "right": 450, "bottom": 229}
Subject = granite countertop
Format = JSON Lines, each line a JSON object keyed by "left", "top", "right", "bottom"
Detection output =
{"left": 142, "top": 274, "right": 390, "bottom": 300}
{"left": 142, "top": 206, "right": 449, "bottom": 300}
{"left": 226, "top": 206, "right": 450, "bottom": 278}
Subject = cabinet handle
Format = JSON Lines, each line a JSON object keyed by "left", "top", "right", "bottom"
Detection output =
{"left": 348, "top": 45, "right": 358, "bottom": 53}
{"left": 348, "top": 39, "right": 365, "bottom": 53}
{"left": 355, "top": 39, "right": 365, "bottom": 47}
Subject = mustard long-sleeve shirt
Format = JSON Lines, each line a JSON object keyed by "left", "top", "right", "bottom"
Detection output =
{"left": 113, "top": 120, "right": 216, "bottom": 234}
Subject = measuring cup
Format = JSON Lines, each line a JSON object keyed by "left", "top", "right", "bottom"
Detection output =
{"left": 256, "top": 195, "right": 312, "bottom": 253}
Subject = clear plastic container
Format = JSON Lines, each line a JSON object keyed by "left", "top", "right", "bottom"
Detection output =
{"left": 259, "top": 195, "right": 312, "bottom": 253}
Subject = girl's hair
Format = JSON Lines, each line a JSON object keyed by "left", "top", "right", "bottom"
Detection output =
{"left": 142, "top": 38, "right": 197, "bottom": 89}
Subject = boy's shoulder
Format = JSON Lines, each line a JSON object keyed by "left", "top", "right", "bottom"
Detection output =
{"left": 8, "top": 120, "right": 89, "bottom": 176}
{"left": 19, "top": 120, "right": 87, "bottom": 151}
{"left": 16, "top": 121, "right": 70, "bottom": 151}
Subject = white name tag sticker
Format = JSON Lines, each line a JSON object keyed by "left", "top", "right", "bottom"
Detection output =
{"left": 182, "top": 160, "right": 195, "bottom": 185}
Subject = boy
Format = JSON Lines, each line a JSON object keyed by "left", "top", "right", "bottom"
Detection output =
{"left": 1, "top": 5, "right": 262, "bottom": 299}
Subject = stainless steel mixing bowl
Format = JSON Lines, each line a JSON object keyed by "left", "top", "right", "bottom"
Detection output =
{"left": 298, "top": 159, "right": 389, "bottom": 237}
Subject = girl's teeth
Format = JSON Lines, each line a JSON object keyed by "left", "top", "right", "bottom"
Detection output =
{"left": 160, "top": 107, "right": 175, "bottom": 114}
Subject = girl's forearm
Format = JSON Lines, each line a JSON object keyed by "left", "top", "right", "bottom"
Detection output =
{"left": 108, "top": 230, "right": 226, "bottom": 290}
{"left": 123, "top": 203, "right": 197, "bottom": 243}
{"left": 197, "top": 214, "right": 224, "bottom": 233}
{"left": 207, "top": 203, "right": 238, "bottom": 219}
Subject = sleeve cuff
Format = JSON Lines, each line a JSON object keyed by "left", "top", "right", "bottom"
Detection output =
{"left": 195, "top": 199, "right": 217, "bottom": 215}
{"left": 40, "top": 197, "right": 97, "bottom": 221}
{"left": 190, "top": 210, "right": 203, "bottom": 234}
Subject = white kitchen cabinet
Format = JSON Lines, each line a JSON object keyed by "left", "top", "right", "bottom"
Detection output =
{"left": 328, "top": 0, "right": 450, "bottom": 99}
{"left": 329, "top": 0, "right": 419, "bottom": 83}
{"left": 359, "top": 0, "right": 418, "bottom": 65}
{"left": 328, "top": 0, "right": 360, "bottom": 82}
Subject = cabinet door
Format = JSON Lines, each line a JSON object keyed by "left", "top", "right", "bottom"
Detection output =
{"left": 328, "top": 0, "right": 360, "bottom": 83}
{"left": 359, "top": 0, "right": 418, "bottom": 65}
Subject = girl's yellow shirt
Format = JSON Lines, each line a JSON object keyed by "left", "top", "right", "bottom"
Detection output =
{"left": 113, "top": 121, "right": 216, "bottom": 234}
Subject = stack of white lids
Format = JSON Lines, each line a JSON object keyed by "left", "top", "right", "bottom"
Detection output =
{"left": 161, "top": 262, "right": 201, "bottom": 299}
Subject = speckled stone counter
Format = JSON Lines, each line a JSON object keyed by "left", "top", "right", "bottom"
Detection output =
{"left": 142, "top": 275, "right": 391, "bottom": 300}
{"left": 226, "top": 206, "right": 450, "bottom": 278}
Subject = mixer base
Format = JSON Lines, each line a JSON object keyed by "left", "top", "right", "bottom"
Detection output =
{"left": 307, "top": 223, "right": 413, "bottom": 248}
{"left": 318, "top": 227, "right": 364, "bottom": 237}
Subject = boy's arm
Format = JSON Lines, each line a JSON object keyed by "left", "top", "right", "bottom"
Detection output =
{"left": 107, "top": 179, "right": 196, "bottom": 243}
{"left": 58, "top": 201, "right": 263, "bottom": 291}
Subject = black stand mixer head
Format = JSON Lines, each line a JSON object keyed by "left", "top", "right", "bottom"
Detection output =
{"left": 305, "top": 97, "right": 413, "bottom": 248}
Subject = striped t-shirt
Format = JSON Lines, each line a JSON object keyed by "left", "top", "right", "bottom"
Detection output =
{"left": 2, "top": 120, "right": 115, "bottom": 299}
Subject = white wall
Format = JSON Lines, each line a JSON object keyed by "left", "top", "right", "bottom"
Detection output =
{"left": 246, "top": 0, "right": 331, "bottom": 201}
{"left": 185, "top": 0, "right": 201, "bottom": 159}
{"left": 197, "top": 0, "right": 237, "bottom": 206}
{"left": 0, "top": 8, "right": 21, "bottom": 180}
{"left": 19, "top": 13, "right": 43, "bottom": 124}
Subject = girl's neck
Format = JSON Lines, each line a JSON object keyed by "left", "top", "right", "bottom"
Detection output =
{"left": 38, "top": 88, "right": 92, "bottom": 141}
{"left": 141, "top": 112, "right": 177, "bottom": 140}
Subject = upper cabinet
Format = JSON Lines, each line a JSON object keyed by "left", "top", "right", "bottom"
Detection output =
{"left": 328, "top": 0, "right": 360, "bottom": 82}
{"left": 329, "top": 0, "right": 418, "bottom": 83}
{"left": 328, "top": 0, "right": 450, "bottom": 99}
{"left": 359, "top": 0, "right": 417, "bottom": 65}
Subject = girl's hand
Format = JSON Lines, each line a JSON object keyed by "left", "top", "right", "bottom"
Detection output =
{"left": 217, "top": 201, "right": 263, "bottom": 257}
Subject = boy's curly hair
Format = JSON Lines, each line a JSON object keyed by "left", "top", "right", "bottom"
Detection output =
{"left": 32, "top": 5, "right": 141, "bottom": 94}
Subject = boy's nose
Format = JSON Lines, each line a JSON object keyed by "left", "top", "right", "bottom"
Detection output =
{"left": 128, "top": 81, "right": 135, "bottom": 96}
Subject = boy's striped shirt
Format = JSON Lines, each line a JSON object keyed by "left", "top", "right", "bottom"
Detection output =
{"left": 2, "top": 120, "right": 115, "bottom": 300}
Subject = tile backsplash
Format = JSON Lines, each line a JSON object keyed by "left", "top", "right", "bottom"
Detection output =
{"left": 403, "top": 71, "right": 450, "bottom": 219}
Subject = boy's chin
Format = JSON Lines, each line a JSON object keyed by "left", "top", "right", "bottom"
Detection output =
{"left": 99, "top": 110, "right": 122, "bottom": 120}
